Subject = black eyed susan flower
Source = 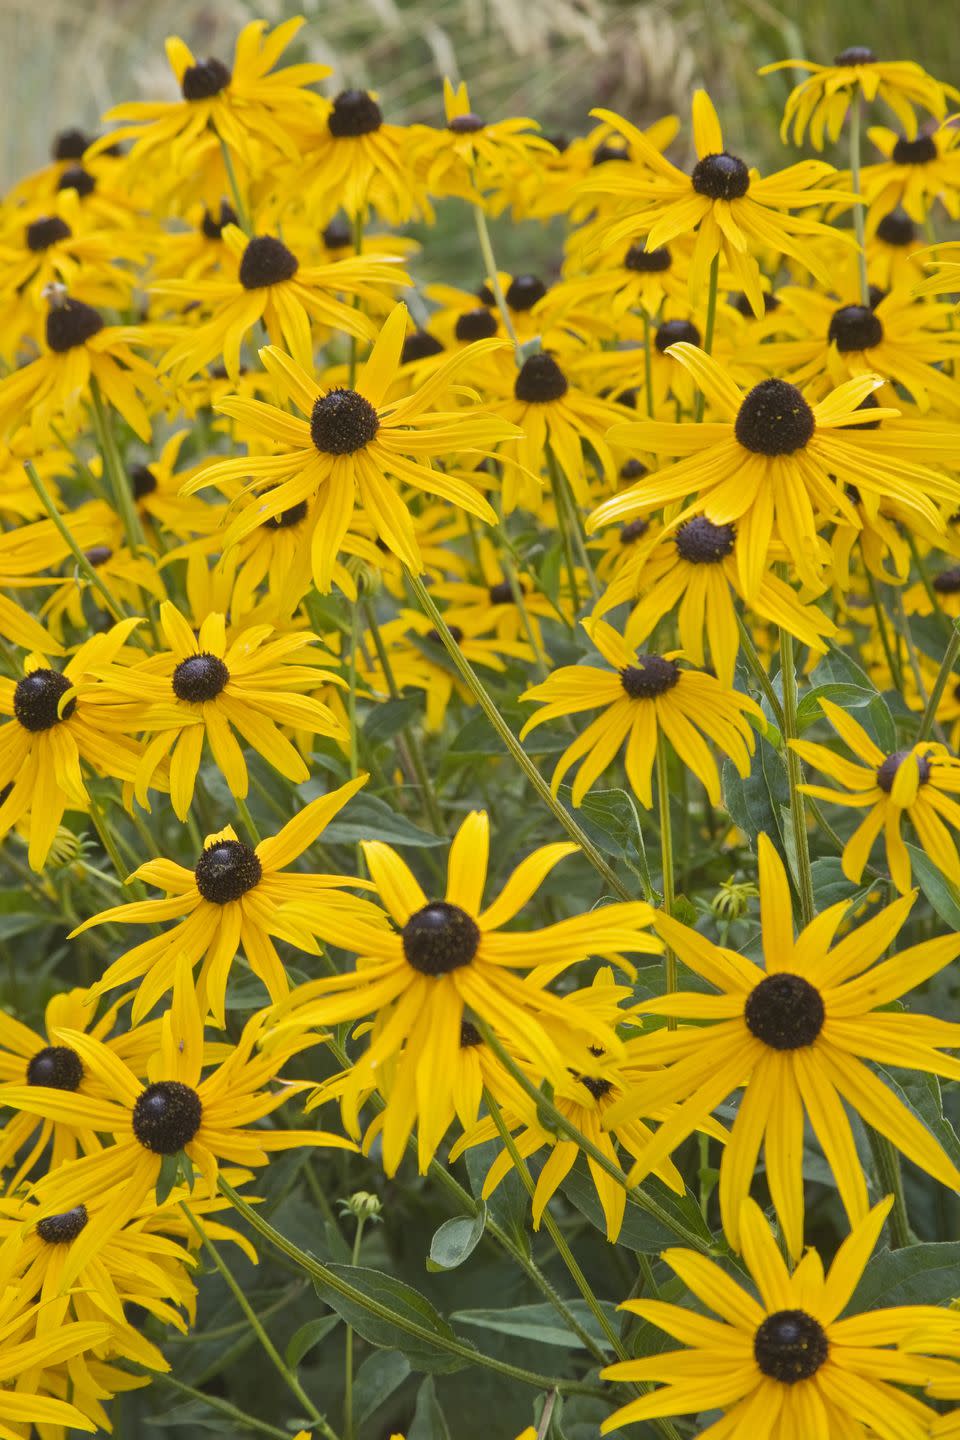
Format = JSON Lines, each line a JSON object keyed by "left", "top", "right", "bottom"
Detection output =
{"left": 520, "top": 618, "right": 762, "bottom": 808}
{"left": 754, "top": 285, "right": 960, "bottom": 412}
{"left": 69, "top": 775, "right": 386, "bottom": 1026}
{"left": 290, "top": 88, "right": 431, "bottom": 226}
{"left": 605, "top": 834, "right": 960, "bottom": 1258}
{"left": 188, "top": 303, "right": 515, "bottom": 590}
{"left": 593, "top": 516, "right": 836, "bottom": 686}
{"left": 0, "top": 622, "right": 146, "bottom": 871}
{"left": 87, "top": 19, "right": 330, "bottom": 205}
{"left": 759, "top": 49, "right": 959, "bottom": 150}
{"left": 153, "top": 224, "right": 409, "bottom": 381}
{"left": 82, "top": 600, "right": 345, "bottom": 819}
{"left": 0, "top": 988, "right": 157, "bottom": 1189}
{"left": 860, "top": 120, "right": 960, "bottom": 228}
{"left": 792, "top": 698, "right": 960, "bottom": 894}
{"left": 0, "top": 1294, "right": 114, "bottom": 1437}
{"left": 591, "top": 343, "right": 960, "bottom": 599}
{"left": 430, "top": 534, "right": 571, "bottom": 653}
{"left": 2, "top": 958, "right": 356, "bottom": 1290}
{"left": 913, "top": 239, "right": 960, "bottom": 303}
{"left": 409, "top": 78, "right": 555, "bottom": 205}
{"left": 125, "top": 428, "right": 228, "bottom": 542}
{"left": 581, "top": 90, "right": 853, "bottom": 317}
{"left": 0, "top": 290, "right": 160, "bottom": 443}
{"left": 869, "top": 208, "right": 929, "bottom": 291}
{"left": 266, "top": 809, "right": 662, "bottom": 1174}
{"left": 602, "top": 1194, "right": 960, "bottom": 1435}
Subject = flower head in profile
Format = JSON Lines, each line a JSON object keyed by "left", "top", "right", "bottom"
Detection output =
{"left": 759, "top": 48, "right": 958, "bottom": 150}
{"left": 83, "top": 601, "right": 345, "bottom": 819}
{"left": 520, "top": 618, "right": 762, "bottom": 808}
{"left": 581, "top": 90, "right": 852, "bottom": 316}
{"left": 602, "top": 1194, "right": 960, "bottom": 1435}
{"left": 860, "top": 120, "right": 960, "bottom": 228}
{"left": 605, "top": 833, "right": 960, "bottom": 1258}
{"left": 87, "top": 18, "right": 330, "bottom": 206}
{"left": 409, "top": 78, "right": 555, "bottom": 205}
{"left": 792, "top": 697, "right": 960, "bottom": 894}
{"left": 590, "top": 344, "right": 960, "bottom": 599}
{"left": 189, "top": 304, "right": 515, "bottom": 591}
{"left": 267, "top": 810, "right": 661, "bottom": 1176}
{"left": 1, "top": 958, "right": 355, "bottom": 1290}
{"left": 0, "top": 620, "right": 146, "bottom": 871}
{"left": 68, "top": 775, "right": 384, "bottom": 1025}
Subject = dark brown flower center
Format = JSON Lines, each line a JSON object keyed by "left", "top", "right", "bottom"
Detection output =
{"left": 26, "top": 216, "right": 71, "bottom": 252}
{"left": 84, "top": 545, "right": 112, "bottom": 567}
{"left": 591, "top": 142, "right": 628, "bottom": 166}
{"left": 876, "top": 210, "right": 915, "bottom": 246}
{"left": 456, "top": 308, "right": 499, "bottom": 342}
{"left": 53, "top": 128, "right": 91, "bottom": 161}
{"left": 56, "top": 166, "right": 95, "bottom": 197}
{"left": 744, "top": 973, "right": 824, "bottom": 1050}
{"left": 402, "top": 330, "right": 444, "bottom": 363}
{"left": 692, "top": 152, "right": 750, "bottom": 200}
{"left": 37, "top": 1205, "right": 89, "bottom": 1244}
{"left": 329, "top": 90, "right": 383, "bottom": 137}
{"left": 172, "top": 653, "right": 229, "bottom": 703}
{"left": 835, "top": 46, "right": 876, "bottom": 65}
{"left": 828, "top": 304, "right": 883, "bottom": 353}
{"left": 14, "top": 669, "right": 76, "bottom": 731}
{"left": 619, "top": 654, "right": 680, "bottom": 699}
{"left": 620, "top": 518, "right": 650, "bottom": 544}
{"left": 448, "top": 113, "right": 485, "bottom": 134}
{"left": 310, "top": 388, "right": 380, "bottom": 454}
{"left": 181, "top": 58, "right": 231, "bottom": 102}
{"left": 402, "top": 901, "right": 480, "bottom": 975}
{"left": 514, "top": 353, "right": 568, "bottom": 403}
{"left": 876, "top": 749, "right": 931, "bottom": 792}
{"left": 892, "top": 133, "right": 938, "bottom": 165}
{"left": 506, "top": 274, "right": 546, "bottom": 310}
{"left": 202, "top": 201, "right": 238, "bottom": 240}
{"left": 194, "top": 839, "right": 263, "bottom": 904}
{"left": 265, "top": 500, "right": 308, "bottom": 530}
{"left": 27, "top": 1045, "right": 83, "bottom": 1089}
{"left": 46, "top": 299, "right": 103, "bottom": 353}
{"left": 130, "top": 464, "right": 158, "bottom": 500}
{"left": 734, "top": 379, "right": 815, "bottom": 456}
{"left": 132, "top": 1081, "right": 202, "bottom": 1154}
{"left": 675, "top": 516, "right": 735, "bottom": 563}
{"left": 625, "top": 244, "right": 671, "bottom": 273}
{"left": 655, "top": 318, "right": 700, "bottom": 352}
{"left": 239, "top": 236, "right": 299, "bottom": 290}
{"left": 460, "top": 1020, "right": 483, "bottom": 1047}
{"left": 755, "top": 1310, "right": 828, "bottom": 1382}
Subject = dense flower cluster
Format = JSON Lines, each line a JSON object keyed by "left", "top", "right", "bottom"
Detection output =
{"left": 1, "top": 16, "right": 960, "bottom": 1438}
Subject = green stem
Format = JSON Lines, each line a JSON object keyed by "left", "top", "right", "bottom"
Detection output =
{"left": 89, "top": 377, "right": 145, "bottom": 556}
{"left": 347, "top": 211, "right": 365, "bottom": 389}
{"left": 735, "top": 610, "right": 785, "bottom": 731}
{"left": 655, "top": 731, "right": 678, "bottom": 1024}
{"left": 906, "top": 533, "right": 950, "bottom": 637}
{"left": 180, "top": 1202, "right": 338, "bottom": 1439}
{"left": 500, "top": 542, "right": 550, "bottom": 680}
{"left": 548, "top": 446, "right": 598, "bottom": 600}
{"left": 153, "top": 1373, "right": 292, "bottom": 1439}
{"left": 693, "top": 254, "right": 720, "bottom": 422}
{"left": 780, "top": 626, "right": 815, "bottom": 925}
{"left": 403, "top": 566, "right": 633, "bottom": 901}
{"left": 850, "top": 91, "right": 870, "bottom": 307}
{"left": 236, "top": 796, "right": 261, "bottom": 846}
{"left": 362, "top": 597, "right": 444, "bottom": 833}
{"left": 866, "top": 1129, "right": 911, "bottom": 1248}
{"left": 864, "top": 563, "right": 904, "bottom": 691}
{"left": 218, "top": 1181, "right": 606, "bottom": 1398}
{"left": 343, "top": 1215, "right": 367, "bottom": 1440}
{"left": 219, "top": 137, "right": 252, "bottom": 233}
{"left": 545, "top": 447, "right": 583, "bottom": 613}
{"left": 473, "top": 1022, "right": 715, "bottom": 1255}
{"left": 23, "top": 460, "right": 132, "bottom": 629}
{"left": 471, "top": 202, "right": 521, "bottom": 351}
{"left": 642, "top": 310, "right": 655, "bottom": 419}
{"left": 916, "top": 619, "right": 960, "bottom": 742}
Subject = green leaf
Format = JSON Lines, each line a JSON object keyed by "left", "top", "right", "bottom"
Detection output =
{"left": 807, "top": 647, "right": 896, "bottom": 750}
{"left": 561, "top": 1156, "right": 714, "bottom": 1253}
{"left": 878, "top": 1065, "right": 960, "bottom": 1171}
{"left": 906, "top": 843, "right": 960, "bottom": 930}
{"left": 450, "top": 706, "right": 567, "bottom": 756}
{"left": 155, "top": 1153, "right": 182, "bottom": 1208}
{"left": 408, "top": 1376, "right": 452, "bottom": 1440}
{"left": 851, "top": 1241, "right": 960, "bottom": 1309}
{"left": 722, "top": 743, "right": 788, "bottom": 856}
{"left": 452, "top": 1300, "right": 617, "bottom": 1350}
{"left": 796, "top": 683, "right": 877, "bottom": 729}
{"left": 321, "top": 793, "right": 445, "bottom": 848}
{"left": 557, "top": 785, "right": 652, "bottom": 898}
{"left": 285, "top": 1313, "right": 341, "bottom": 1368}
{"left": 354, "top": 1349, "right": 411, "bottom": 1424}
{"left": 463, "top": 1139, "right": 530, "bottom": 1253}
{"left": 312, "top": 1264, "right": 473, "bottom": 1373}
{"left": 363, "top": 696, "right": 421, "bottom": 745}
{"left": 427, "top": 1207, "right": 486, "bottom": 1272}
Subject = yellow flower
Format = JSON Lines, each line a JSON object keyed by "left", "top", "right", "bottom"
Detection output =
{"left": 860, "top": 121, "right": 960, "bottom": 228}
{"left": 591, "top": 344, "right": 960, "bottom": 599}
{"left": 581, "top": 90, "right": 852, "bottom": 316}
{"left": 188, "top": 303, "right": 514, "bottom": 590}
{"left": 602, "top": 1194, "right": 960, "bottom": 1434}
{"left": 520, "top": 618, "right": 762, "bottom": 807}
{"left": 759, "top": 48, "right": 959, "bottom": 149}
{"left": 792, "top": 698, "right": 960, "bottom": 893}
{"left": 267, "top": 810, "right": 661, "bottom": 1174}
{"left": 409, "top": 78, "right": 554, "bottom": 205}
{"left": 0, "top": 621, "right": 146, "bottom": 871}
{"left": 2, "top": 958, "right": 355, "bottom": 1290}
{"left": 153, "top": 223, "right": 409, "bottom": 381}
{"left": 82, "top": 601, "right": 345, "bottom": 819}
{"left": 0, "top": 1290, "right": 113, "bottom": 1436}
{"left": 68, "top": 774, "right": 385, "bottom": 1025}
{"left": 605, "top": 834, "right": 960, "bottom": 1258}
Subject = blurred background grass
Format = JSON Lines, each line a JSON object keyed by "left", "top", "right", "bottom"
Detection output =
{"left": 1, "top": 0, "right": 957, "bottom": 278}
